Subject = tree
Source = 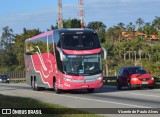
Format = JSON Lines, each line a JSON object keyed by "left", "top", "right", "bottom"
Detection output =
{"left": 47, "top": 25, "right": 57, "bottom": 31}
{"left": 63, "top": 18, "right": 81, "bottom": 28}
{"left": 87, "top": 21, "right": 106, "bottom": 31}
{"left": 0, "top": 26, "right": 17, "bottom": 68}
{"left": 136, "top": 18, "right": 144, "bottom": 32}
{"left": 143, "top": 23, "right": 157, "bottom": 35}
{"left": 1, "top": 26, "right": 14, "bottom": 45}
{"left": 126, "top": 22, "right": 135, "bottom": 32}
{"left": 87, "top": 21, "right": 106, "bottom": 43}
{"left": 136, "top": 18, "right": 144, "bottom": 29}
{"left": 153, "top": 16, "right": 160, "bottom": 31}
{"left": 117, "top": 22, "right": 126, "bottom": 30}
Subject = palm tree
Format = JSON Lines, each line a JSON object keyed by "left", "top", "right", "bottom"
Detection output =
{"left": 136, "top": 18, "right": 144, "bottom": 29}
{"left": 117, "top": 22, "right": 125, "bottom": 30}
{"left": 153, "top": 16, "right": 160, "bottom": 31}
{"left": 126, "top": 22, "right": 135, "bottom": 32}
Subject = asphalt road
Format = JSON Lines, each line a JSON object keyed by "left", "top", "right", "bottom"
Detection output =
{"left": 0, "top": 83, "right": 160, "bottom": 116}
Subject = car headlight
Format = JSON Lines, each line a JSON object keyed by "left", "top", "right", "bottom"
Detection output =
{"left": 150, "top": 77, "right": 154, "bottom": 80}
{"left": 63, "top": 77, "right": 72, "bottom": 81}
{"left": 132, "top": 78, "right": 138, "bottom": 81}
{"left": 97, "top": 77, "right": 103, "bottom": 80}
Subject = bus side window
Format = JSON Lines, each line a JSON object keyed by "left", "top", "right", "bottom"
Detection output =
{"left": 48, "top": 35, "right": 54, "bottom": 54}
{"left": 25, "top": 41, "right": 34, "bottom": 55}
{"left": 57, "top": 40, "right": 61, "bottom": 48}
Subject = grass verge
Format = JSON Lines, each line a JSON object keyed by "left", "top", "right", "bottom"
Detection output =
{"left": 0, "top": 94, "right": 102, "bottom": 117}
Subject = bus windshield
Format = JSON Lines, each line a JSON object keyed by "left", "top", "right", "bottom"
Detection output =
{"left": 61, "top": 33, "right": 101, "bottom": 50}
{"left": 63, "top": 53, "right": 102, "bottom": 76}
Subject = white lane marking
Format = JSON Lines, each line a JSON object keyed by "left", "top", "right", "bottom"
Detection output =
{"left": 34, "top": 91, "right": 152, "bottom": 108}
{"left": 129, "top": 93, "right": 160, "bottom": 98}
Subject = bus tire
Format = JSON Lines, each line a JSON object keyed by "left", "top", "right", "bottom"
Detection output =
{"left": 34, "top": 78, "right": 40, "bottom": 91}
{"left": 87, "top": 88, "right": 94, "bottom": 93}
{"left": 31, "top": 78, "right": 35, "bottom": 90}
{"left": 54, "top": 79, "right": 62, "bottom": 94}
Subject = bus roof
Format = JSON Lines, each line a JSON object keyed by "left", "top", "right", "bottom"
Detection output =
{"left": 25, "top": 28, "right": 96, "bottom": 42}
{"left": 54, "top": 28, "right": 95, "bottom": 33}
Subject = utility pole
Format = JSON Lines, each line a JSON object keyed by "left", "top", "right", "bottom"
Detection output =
{"left": 58, "top": 0, "right": 63, "bottom": 29}
{"left": 79, "top": 0, "right": 85, "bottom": 28}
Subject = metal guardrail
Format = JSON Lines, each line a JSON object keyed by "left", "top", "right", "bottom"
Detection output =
{"left": 103, "top": 76, "right": 160, "bottom": 86}
{"left": 6, "top": 71, "right": 26, "bottom": 83}
{"left": 103, "top": 76, "right": 116, "bottom": 83}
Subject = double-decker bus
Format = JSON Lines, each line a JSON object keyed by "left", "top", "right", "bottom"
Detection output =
{"left": 25, "top": 28, "right": 107, "bottom": 93}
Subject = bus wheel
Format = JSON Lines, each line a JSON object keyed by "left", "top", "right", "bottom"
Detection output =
{"left": 31, "top": 78, "right": 35, "bottom": 90}
{"left": 54, "top": 80, "right": 62, "bottom": 94}
{"left": 87, "top": 88, "right": 94, "bottom": 93}
{"left": 34, "top": 79, "right": 40, "bottom": 91}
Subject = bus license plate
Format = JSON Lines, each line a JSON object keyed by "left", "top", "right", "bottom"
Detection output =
{"left": 142, "top": 82, "right": 148, "bottom": 84}
{"left": 82, "top": 85, "right": 88, "bottom": 88}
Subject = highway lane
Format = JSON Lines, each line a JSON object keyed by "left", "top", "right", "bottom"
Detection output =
{"left": 0, "top": 83, "right": 160, "bottom": 116}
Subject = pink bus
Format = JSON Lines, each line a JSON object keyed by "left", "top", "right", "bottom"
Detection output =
{"left": 25, "top": 28, "right": 107, "bottom": 93}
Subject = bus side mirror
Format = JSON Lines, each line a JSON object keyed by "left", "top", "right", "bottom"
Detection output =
{"left": 25, "top": 52, "right": 33, "bottom": 55}
{"left": 102, "top": 47, "right": 107, "bottom": 60}
{"left": 57, "top": 47, "right": 65, "bottom": 61}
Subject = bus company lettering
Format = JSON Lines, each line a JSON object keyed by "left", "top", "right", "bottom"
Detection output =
{"left": 73, "top": 51, "right": 91, "bottom": 54}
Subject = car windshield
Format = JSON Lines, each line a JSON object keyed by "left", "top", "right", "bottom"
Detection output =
{"left": 128, "top": 67, "right": 147, "bottom": 74}
{"left": 63, "top": 53, "right": 102, "bottom": 76}
{"left": 61, "top": 33, "right": 101, "bottom": 50}
{"left": 0, "top": 75, "right": 8, "bottom": 79}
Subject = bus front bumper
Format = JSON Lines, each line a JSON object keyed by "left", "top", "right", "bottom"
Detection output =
{"left": 60, "top": 79, "right": 103, "bottom": 90}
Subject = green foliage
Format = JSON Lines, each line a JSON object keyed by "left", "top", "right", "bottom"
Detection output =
{"left": 143, "top": 23, "right": 158, "bottom": 35}
{"left": 63, "top": 18, "right": 81, "bottom": 28}
{"left": 87, "top": 21, "right": 106, "bottom": 43}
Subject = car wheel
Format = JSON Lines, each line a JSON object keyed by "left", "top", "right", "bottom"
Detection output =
{"left": 54, "top": 80, "right": 62, "bottom": 94}
{"left": 149, "top": 86, "right": 154, "bottom": 89}
{"left": 87, "top": 88, "right": 94, "bottom": 93}
{"left": 117, "top": 81, "right": 121, "bottom": 90}
{"left": 128, "top": 81, "right": 132, "bottom": 90}
{"left": 137, "top": 86, "right": 141, "bottom": 90}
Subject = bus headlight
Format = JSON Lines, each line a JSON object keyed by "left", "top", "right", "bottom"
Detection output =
{"left": 63, "top": 77, "right": 72, "bottom": 82}
{"left": 150, "top": 77, "right": 154, "bottom": 80}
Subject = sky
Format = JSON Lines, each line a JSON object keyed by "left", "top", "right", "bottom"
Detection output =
{"left": 0, "top": 0, "right": 160, "bottom": 35}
